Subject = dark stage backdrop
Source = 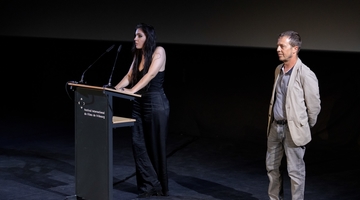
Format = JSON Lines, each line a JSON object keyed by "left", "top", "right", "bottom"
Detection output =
{"left": 1, "top": 36, "right": 359, "bottom": 150}
{"left": 0, "top": 0, "right": 359, "bottom": 52}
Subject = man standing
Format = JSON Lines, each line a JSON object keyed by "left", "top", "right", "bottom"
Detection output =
{"left": 266, "top": 31, "right": 321, "bottom": 200}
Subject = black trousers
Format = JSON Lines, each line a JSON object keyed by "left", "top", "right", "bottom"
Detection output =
{"left": 131, "top": 91, "right": 170, "bottom": 194}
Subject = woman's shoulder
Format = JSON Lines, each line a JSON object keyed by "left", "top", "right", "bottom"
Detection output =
{"left": 155, "top": 46, "right": 166, "bottom": 53}
{"left": 152, "top": 46, "right": 166, "bottom": 59}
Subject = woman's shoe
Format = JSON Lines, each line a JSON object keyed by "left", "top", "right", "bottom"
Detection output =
{"left": 137, "top": 188, "right": 163, "bottom": 198}
{"left": 153, "top": 190, "right": 164, "bottom": 196}
{"left": 136, "top": 192, "right": 151, "bottom": 198}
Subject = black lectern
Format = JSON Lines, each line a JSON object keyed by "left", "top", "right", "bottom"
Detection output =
{"left": 67, "top": 83, "right": 140, "bottom": 200}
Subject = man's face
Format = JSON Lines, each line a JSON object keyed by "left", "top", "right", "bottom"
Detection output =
{"left": 277, "top": 36, "right": 298, "bottom": 62}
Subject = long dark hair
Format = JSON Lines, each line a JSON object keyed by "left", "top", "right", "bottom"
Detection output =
{"left": 130, "top": 23, "right": 157, "bottom": 86}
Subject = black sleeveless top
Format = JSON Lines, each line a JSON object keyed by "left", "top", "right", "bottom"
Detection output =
{"left": 135, "top": 71, "right": 165, "bottom": 95}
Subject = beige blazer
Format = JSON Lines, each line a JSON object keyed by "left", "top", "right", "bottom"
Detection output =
{"left": 267, "top": 58, "right": 321, "bottom": 146}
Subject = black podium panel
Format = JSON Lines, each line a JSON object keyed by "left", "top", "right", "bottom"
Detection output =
{"left": 67, "top": 83, "right": 139, "bottom": 200}
{"left": 75, "top": 87, "right": 112, "bottom": 199}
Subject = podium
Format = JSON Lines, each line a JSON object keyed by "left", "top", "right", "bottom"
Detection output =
{"left": 67, "top": 83, "right": 140, "bottom": 200}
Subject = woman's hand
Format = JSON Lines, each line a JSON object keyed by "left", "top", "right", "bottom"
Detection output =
{"left": 120, "top": 88, "right": 134, "bottom": 94}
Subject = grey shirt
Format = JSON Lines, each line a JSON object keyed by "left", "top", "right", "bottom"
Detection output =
{"left": 273, "top": 66, "right": 293, "bottom": 121}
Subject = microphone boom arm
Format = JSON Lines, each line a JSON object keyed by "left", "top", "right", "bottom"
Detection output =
{"left": 104, "top": 44, "right": 122, "bottom": 88}
{"left": 79, "top": 44, "right": 115, "bottom": 84}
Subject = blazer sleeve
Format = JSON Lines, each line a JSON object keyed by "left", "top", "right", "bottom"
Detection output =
{"left": 302, "top": 68, "right": 321, "bottom": 127}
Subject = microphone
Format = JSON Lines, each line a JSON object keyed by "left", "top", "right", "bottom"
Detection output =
{"left": 78, "top": 44, "right": 115, "bottom": 84}
{"left": 104, "top": 44, "right": 122, "bottom": 89}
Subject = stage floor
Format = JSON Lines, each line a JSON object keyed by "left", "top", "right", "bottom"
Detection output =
{"left": 1, "top": 117, "right": 359, "bottom": 200}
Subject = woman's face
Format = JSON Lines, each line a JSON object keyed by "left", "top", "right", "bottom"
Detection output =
{"left": 134, "top": 28, "right": 146, "bottom": 49}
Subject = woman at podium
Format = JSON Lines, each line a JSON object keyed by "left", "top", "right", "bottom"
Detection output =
{"left": 115, "top": 23, "right": 170, "bottom": 198}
